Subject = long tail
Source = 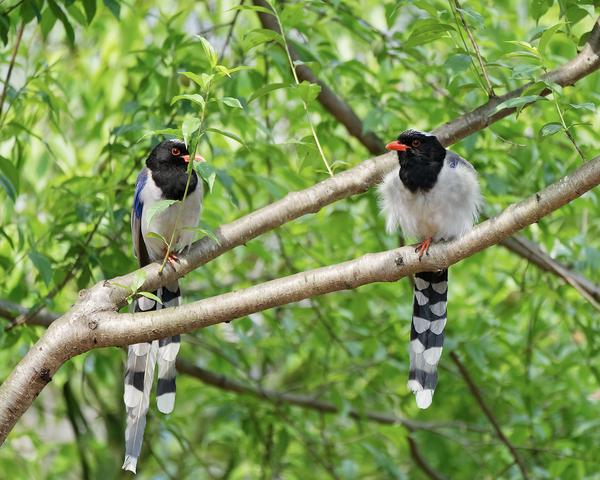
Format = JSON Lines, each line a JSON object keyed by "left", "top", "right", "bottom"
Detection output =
{"left": 156, "top": 281, "right": 181, "bottom": 414}
{"left": 122, "top": 281, "right": 181, "bottom": 473}
{"left": 407, "top": 269, "right": 448, "bottom": 409}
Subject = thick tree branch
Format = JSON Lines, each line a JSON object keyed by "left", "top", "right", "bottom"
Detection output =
{"left": 0, "top": 16, "right": 598, "bottom": 445}
{"left": 253, "top": 7, "right": 600, "bottom": 302}
{"left": 0, "top": 304, "right": 474, "bottom": 435}
{"left": 1, "top": 153, "right": 599, "bottom": 443}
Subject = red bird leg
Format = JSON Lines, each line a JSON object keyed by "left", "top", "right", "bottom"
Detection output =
{"left": 167, "top": 251, "right": 180, "bottom": 264}
{"left": 415, "top": 237, "right": 432, "bottom": 259}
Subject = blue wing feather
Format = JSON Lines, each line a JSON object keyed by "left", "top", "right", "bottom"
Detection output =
{"left": 133, "top": 168, "right": 148, "bottom": 220}
{"left": 132, "top": 168, "right": 149, "bottom": 264}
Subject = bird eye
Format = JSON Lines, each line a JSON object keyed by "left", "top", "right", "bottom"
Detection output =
{"left": 411, "top": 139, "right": 421, "bottom": 148}
{"left": 171, "top": 147, "right": 181, "bottom": 156}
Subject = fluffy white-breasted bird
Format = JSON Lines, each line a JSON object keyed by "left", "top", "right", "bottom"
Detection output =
{"left": 123, "top": 139, "right": 204, "bottom": 473}
{"left": 379, "top": 129, "right": 481, "bottom": 409}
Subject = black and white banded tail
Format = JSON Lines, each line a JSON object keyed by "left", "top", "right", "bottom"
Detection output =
{"left": 407, "top": 270, "right": 448, "bottom": 409}
{"left": 122, "top": 281, "right": 181, "bottom": 473}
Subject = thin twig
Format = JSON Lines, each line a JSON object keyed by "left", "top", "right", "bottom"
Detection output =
{"left": 8, "top": 215, "right": 105, "bottom": 330}
{"left": 407, "top": 435, "right": 448, "bottom": 480}
{"left": 219, "top": 0, "right": 243, "bottom": 60}
{"left": 450, "top": 352, "right": 529, "bottom": 479}
{"left": 176, "top": 360, "right": 474, "bottom": 432}
{"left": 554, "top": 98, "right": 586, "bottom": 161}
{"left": 265, "top": 2, "right": 332, "bottom": 176}
{"left": 0, "top": 21, "right": 25, "bottom": 124}
{"left": 450, "top": 0, "right": 496, "bottom": 97}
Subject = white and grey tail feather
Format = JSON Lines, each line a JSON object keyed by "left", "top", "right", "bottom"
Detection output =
{"left": 122, "top": 282, "right": 181, "bottom": 473}
{"left": 407, "top": 270, "right": 448, "bottom": 409}
{"left": 156, "top": 281, "right": 181, "bottom": 414}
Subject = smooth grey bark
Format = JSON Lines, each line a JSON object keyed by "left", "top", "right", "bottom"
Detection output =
{"left": 1, "top": 153, "right": 599, "bottom": 443}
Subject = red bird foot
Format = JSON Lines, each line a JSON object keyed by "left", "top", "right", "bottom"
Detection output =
{"left": 167, "top": 252, "right": 180, "bottom": 264}
{"left": 415, "top": 237, "right": 432, "bottom": 260}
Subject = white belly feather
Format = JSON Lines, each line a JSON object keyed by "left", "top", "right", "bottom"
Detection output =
{"left": 140, "top": 172, "right": 203, "bottom": 261}
{"left": 378, "top": 156, "right": 481, "bottom": 241}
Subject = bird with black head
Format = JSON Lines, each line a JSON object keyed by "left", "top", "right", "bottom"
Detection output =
{"left": 379, "top": 129, "right": 481, "bottom": 408}
{"left": 123, "top": 138, "right": 205, "bottom": 473}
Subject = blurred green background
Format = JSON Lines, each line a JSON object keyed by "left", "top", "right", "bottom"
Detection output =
{"left": 1, "top": 0, "right": 599, "bottom": 478}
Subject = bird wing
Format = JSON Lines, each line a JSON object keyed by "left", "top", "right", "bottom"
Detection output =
{"left": 131, "top": 168, "right": 151, "bottom": 267}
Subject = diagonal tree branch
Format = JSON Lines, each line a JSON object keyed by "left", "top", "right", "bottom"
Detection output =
{"left": 0, "top": 16, "right": 598, "bottom": 445}
{"left": 1, "top": 153, "right": 599, "bottom": 443}
{"left": 253, "top": 7, "right": 600, "bottom": 304}
{"left": 0, "top": 303, "right": 478, "bottom": 436}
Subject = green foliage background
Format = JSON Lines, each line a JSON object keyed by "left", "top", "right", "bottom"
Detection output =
{"left": 1, "top": 0, "right": 599, "bottom": 478}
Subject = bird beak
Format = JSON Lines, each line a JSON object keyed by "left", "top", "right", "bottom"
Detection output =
{"left": 182, "top": 153, "right": 206, "bottom": 163}
{"left": 385, "top": 141, "right": 409, "bottom": 151}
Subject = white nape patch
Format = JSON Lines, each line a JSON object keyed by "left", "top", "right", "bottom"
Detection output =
{"left": 124, "top": 385, "right": 142, "bottom": 408}
{"left": 410, "top": 339, "right": 425, "bottom": 354}
{"left": 414, "top": 277, "right": 430, "bottom": 290}
{"left": 138, "top": 296, "right": 156, "bottom": 311}
{"left": 430, "top": 318, "right": 447, "bottom": 335}
{"left": 133, "top": 342, "right": 150, "bottom": 356}
{"left": 158, "top": 342, "right": 180, "bottom": 362}
{"left": 407, "top": 379, "right": 423, "bottom": 393}
{"left": 430, "top": 301, "right": 447, "bottom": 316}
{"left": 414, "top": 291, "right": 429, "bottom": 306}
{"left": 416, "top": 389, "right": 433, "bottom": 409}
{"left": 423, "top": 347, "right": 443, "bottom": 365}
{"left": 432, "top": 281, "right": 448, "bottom": 294}
{"left": 413, "top": 316, "right": 431, "bottom": 334}
{"left": 157, "top": 392, "right": 176, "bottom": 414}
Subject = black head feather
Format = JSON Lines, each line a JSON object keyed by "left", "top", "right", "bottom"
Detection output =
{"left": 394, "top": 130, "right": 446, "bottom": 192}
{"left": 146, "top": 139, "right": 198, "bottom": 200}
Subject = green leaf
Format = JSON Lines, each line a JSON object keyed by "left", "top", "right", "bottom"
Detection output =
{"left": 131, "top": 270, "right": 147, "bottom": 293}
{"left": 206, "top": 127, "right": 246, "bottom": 147}
{"left": 29, "top": 251, "right": 53, "bottom": 286}
{"left": 493, "top": 95, "right": 548, "bottom": 114}
{"left": 138, "top": 291, "right": 163, "bottom": 304}
{"left": 506, "top": 40, "right": 541, "bottom": 58}
{"left": 197, "top": 36, "right": 218, "bottom": 69}
{"left": 81, "top": 0, "right": 97, "bottom": 23}
{"left": 47, "top": 0, "right": 75, "bottom": 45}
{"left": 539, "top": 122, "right": 563, "bottom": 137}
{"left": 0, "top": 156, "right": 18, "bottom": 202}
{"left": 145, "top": 231, "right": 168, "bottom": 247}
{"left": 147, "top": 128, "right": 181, "bottom": 137}
{"left": 102, "top": 0, "right": 120, "bottom": 18}
{"left": 220, "top": 97, "right": 243, "bottom": 109}
{"left": 248, "top": 82, "right": 290, "bottom": 103}
{"left": 538, "top": 23, "right": 564, "bottom": 55}
{"left": 180, "top": 71, "right": 213, "bottom": 90}
{"left": 0, "top": 14, "right": 9, "bottom": 46}
{"left": 296, "top": 81, "right": 321, "bottom": 103}
{"left": 181, "top": 117, "right": 201, "bottom": 148}
{"left": 183, "top": 222, "right": 221, "bottom": 245}
{"left": 171, "top": 94, "right": 205, "bottom": 110}
{"left": 145, "top": 199, "right": 178, "bottom": 227}
{"left": 568, "top": 102, "right": 595, "bottom": 112}
{"left": 194, "top": 162, "right": 216, "bottom": 193}
{"left": 244, "top": 28, "right": 282, "bottom": 49}
{"left": 404, "top": 19, "right": 455, "bottom": 48}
